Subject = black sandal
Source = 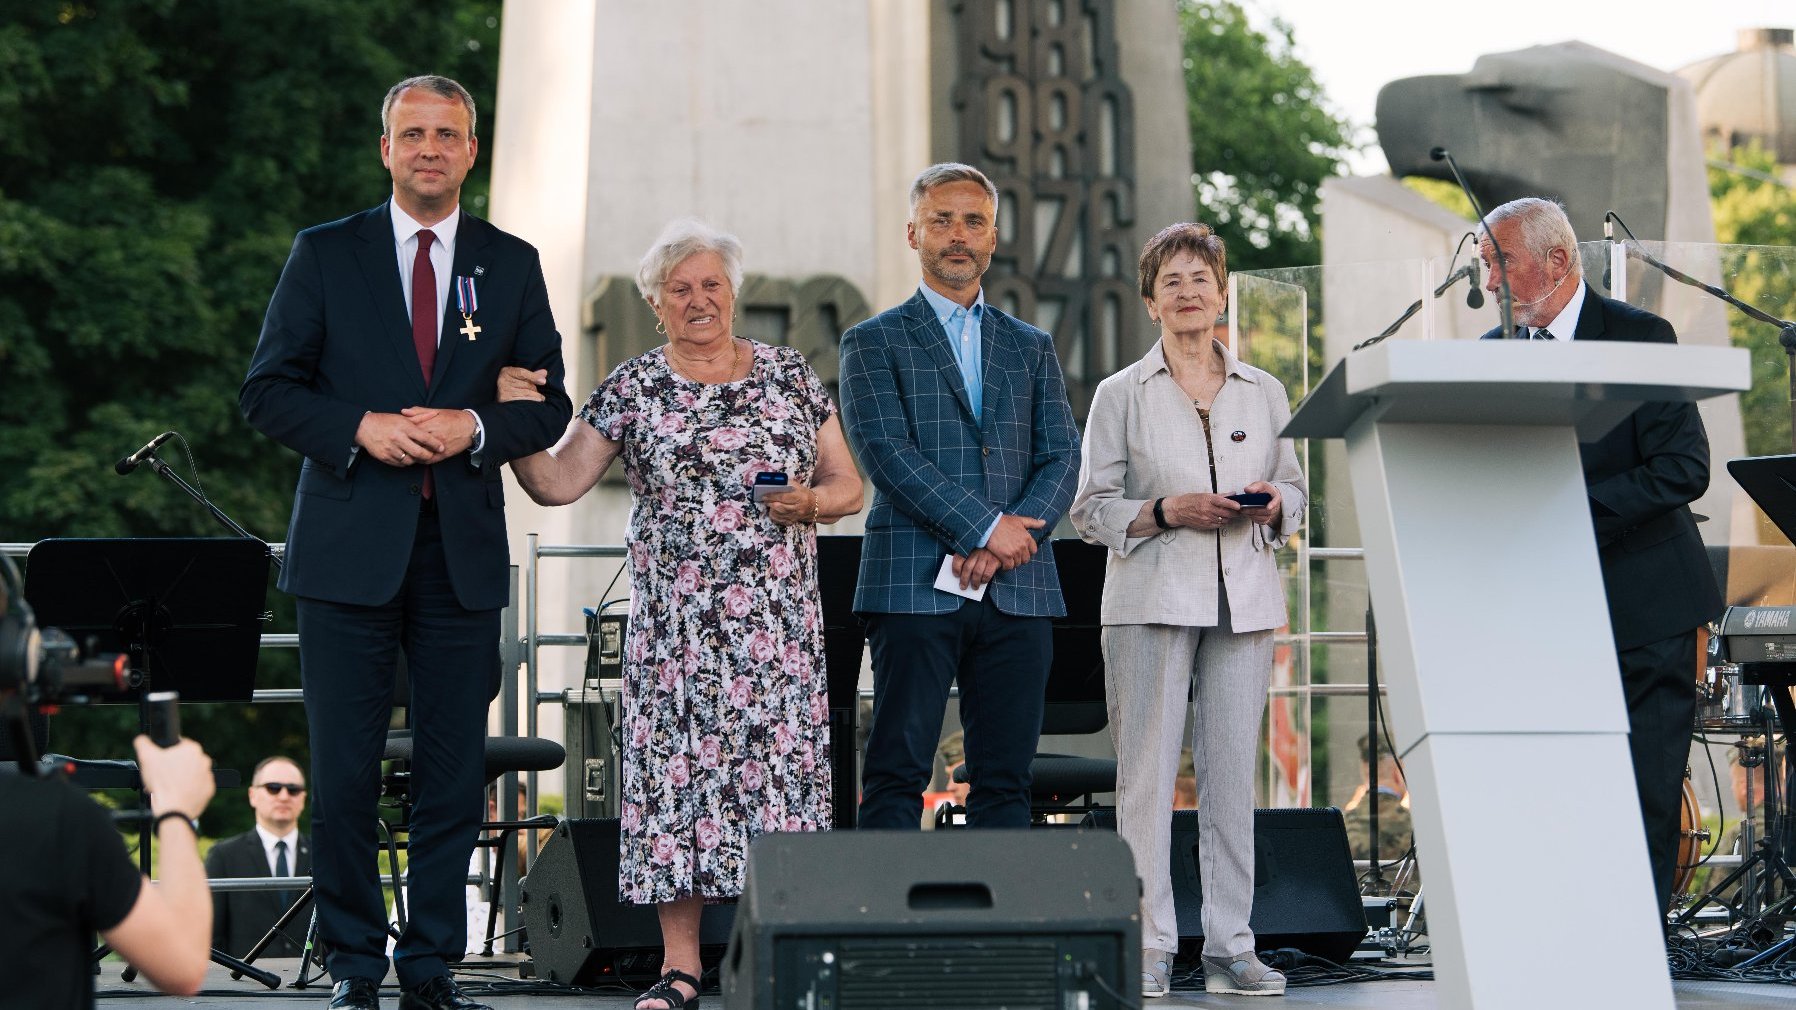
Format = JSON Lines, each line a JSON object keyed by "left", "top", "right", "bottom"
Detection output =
{"left": 634, "top": 968, "right": 701, "bottom": 1010}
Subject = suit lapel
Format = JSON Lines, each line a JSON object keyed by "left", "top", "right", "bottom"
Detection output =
{"left": 243, "top": 832, "right": 274, "bottom": 875}
{"left": 904, "top": 292, "right": 977, "bottom": 422}
{"left": 432, "top": 209, "right": 492, "bottom": 393}
{"left": 1572, "top": 283, "right": 1607, "bottom": 342}
{"left": 977, "top": 308, "right": 1016, "bottom": 434}
{"left": 353, "top": 203, "right": 429, "bottom": 403}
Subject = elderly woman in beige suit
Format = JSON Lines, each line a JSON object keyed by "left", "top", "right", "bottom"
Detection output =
{"left": 1071, "top": 222, "right": 1306, "bottom": 999}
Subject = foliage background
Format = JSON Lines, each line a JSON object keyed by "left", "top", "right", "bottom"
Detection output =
{"left": 1178, "top": 0, "right": 1355, "bottom": 274}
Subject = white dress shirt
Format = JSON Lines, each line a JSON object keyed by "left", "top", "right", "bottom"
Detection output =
{"left": 255, "top": 824, "right": 300, "bottom": 876}
{"left": 390, "top": 198, "right": 459, "bottom": 344}
{"left": 1530, "top": 282, "right": 1588, "bottom": 340}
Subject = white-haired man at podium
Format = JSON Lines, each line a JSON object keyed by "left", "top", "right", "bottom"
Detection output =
{"left": 1477, "top": 196, "right": 1723, "bottom": 921}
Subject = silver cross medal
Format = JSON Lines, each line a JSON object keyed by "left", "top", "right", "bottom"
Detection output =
{"left": 459, "top": 314, "right": 481, "bottom": 341}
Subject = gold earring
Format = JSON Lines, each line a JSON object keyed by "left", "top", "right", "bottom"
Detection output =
{"left": 655, "top": 317, "right": 666, "bottom": 336}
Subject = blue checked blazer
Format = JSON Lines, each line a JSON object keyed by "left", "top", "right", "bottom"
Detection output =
{"left": 840, "top": 289, "right": 1081, "bottom": 616}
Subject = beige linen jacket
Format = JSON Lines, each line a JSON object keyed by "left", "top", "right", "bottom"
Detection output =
{"left": 1070, "top": 339, "right": 1307, "bottom": 632}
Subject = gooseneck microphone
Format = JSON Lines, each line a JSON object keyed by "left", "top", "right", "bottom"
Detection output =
{"left": 1430, "top": 147, "right": 1513, "bottom": 339}
{"left": 1351, "top": 255, "right": 1484, "bottom": 351}
{"left": 114, "top": 431, "right": 175, "bottom": 475}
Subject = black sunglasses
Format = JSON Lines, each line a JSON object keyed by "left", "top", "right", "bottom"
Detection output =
{"left": 257, "top": 782, "right": 307, "bottom": 796}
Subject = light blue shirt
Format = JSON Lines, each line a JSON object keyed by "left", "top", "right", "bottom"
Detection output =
{"left": 917, "top": 282, "right": 1001, "bottom": 549}
{"left": 917, "top": 282, "right": 985, "bottom": 420}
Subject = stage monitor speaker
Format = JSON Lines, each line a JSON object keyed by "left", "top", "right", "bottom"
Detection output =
{"left": 721, "top": 830, "right": 1138, "bottom": 1010}
{"left": 521, "top": 818, "right": 734, "bottom": 986}
{"left": 1173, "top": 807, "right": 1366, "bottom": 963}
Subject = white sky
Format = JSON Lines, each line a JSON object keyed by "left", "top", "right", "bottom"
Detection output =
{"left": 1255, "top": 0, "right": 1793, "bottom": 173}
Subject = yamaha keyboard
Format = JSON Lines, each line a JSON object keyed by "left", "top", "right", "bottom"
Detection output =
{"left": 1713, "top": 605, "right": 1796, "bottom": 665}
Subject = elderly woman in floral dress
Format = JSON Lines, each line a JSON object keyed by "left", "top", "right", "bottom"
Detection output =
{"left": 500, "top": 218, "right": 863, "bottom": 1010}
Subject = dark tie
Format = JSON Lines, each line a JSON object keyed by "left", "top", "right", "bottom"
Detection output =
{"left": 1533, "top": 327, "right": 1555, "bottom": 341}
{"left": 411, "top": 229, "right": 437, "bottom": 497}
{"left": 274, "top": 839, "right": 292, "bottom": 908}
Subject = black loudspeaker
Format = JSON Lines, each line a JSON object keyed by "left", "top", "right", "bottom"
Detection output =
{"left": 722, "top": 830, "right": 1138, "bottom": 1010}
{"left": 1171, "top": 807, "right": 1367, "bottom": 963}
{"left": 521, "top": 818, "right": 735, "bottom": 985}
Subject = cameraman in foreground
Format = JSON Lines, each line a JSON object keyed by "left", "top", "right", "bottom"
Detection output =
{"left": 2, "top": 705, "right": 218, "bottom": 1004}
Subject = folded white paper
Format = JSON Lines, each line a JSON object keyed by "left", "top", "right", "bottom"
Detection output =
{"left": 934, "top": 554, "right": 989, "bottom": 601}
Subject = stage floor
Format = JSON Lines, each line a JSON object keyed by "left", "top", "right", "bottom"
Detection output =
{"left": 92, "top": 956, "right": 1796, "bottom": 1008}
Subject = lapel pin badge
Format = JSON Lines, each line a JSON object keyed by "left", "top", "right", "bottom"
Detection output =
{"left": 473, "top": 265, "right": 486, "bottom": 276}
{"left": 1231, "top": 430, "right": 1247, "bottom": 442}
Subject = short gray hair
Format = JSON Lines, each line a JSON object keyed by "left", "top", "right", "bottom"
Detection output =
{"left": 908, "top": 162, "right": 999, "bottom": 216}
{"left": 635, "top": 218, "right": 745, "bottom": 303}
{"left": 1480, "top": 197, "right": 1580, "bottom": 274}
{"left": 381, "top": 75, "right": 478, "bottom": 137}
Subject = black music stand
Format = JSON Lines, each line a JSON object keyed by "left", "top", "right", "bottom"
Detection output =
{"left": 23, "top": 537, "right": 277, "bottom": 988}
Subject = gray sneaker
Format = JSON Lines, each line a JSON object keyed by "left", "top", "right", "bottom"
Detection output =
{"left": 1202, "top": 951, "right": 1287, "bottom": 996}
{"left": 1141, "top": 948, "right": 1174, "bottom": 998}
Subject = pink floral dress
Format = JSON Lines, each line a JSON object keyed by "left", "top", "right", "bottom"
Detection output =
{"left": 578, "top": 340, "right": 835, "bottom": 903}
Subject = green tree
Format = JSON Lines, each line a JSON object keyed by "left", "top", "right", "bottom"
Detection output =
{"left": 1708, "top": 143, "right": 1796, "bottom": 462}
{"left": 1178, "top": 0, "right": 1355, "bottom": 272}
{"left": 0, "top": 0, "right": 500, "bottom": 840}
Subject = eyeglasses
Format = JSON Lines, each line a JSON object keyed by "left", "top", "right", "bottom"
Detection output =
{"left": 257, "top": 782, "right": 307, "bottom": 796}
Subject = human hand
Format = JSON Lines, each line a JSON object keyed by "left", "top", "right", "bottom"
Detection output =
{"left": 133, "top": 736, "right": 215, "bottom": 820}
{"left": 951, "top": 547, "right": 1001, "bottom": 590}
{"left": 1164, "top": 492, "right": 1242, "bottom": 530}
{"left": 1236, "top": 481, "right": 1283, "bottom": 524}
{"left": 765, "top": 484, "right": 818, "bottom": 527}
{"left": 497, "top": 366, "right": 548, "bottom": 403}
{"left": 985, "top": 514, "right": 1046, "bottom": 569}
{"left": 399, "top": 407, "right": 475, "bottom": 462}
{"left": 355, "top": 411, "right": 443, "bottom": 467}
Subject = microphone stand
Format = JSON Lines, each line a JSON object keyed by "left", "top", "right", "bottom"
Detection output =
{"left": 1431, "top": 147, "right": 1515, "bottom": 340}
{"left": 1353, "top": 261, "right": 1482, "bottom": 351}
{"left": 132, "top": 448, "right": 282, "bottom": 570}
{"left": 98, "top": 438, "right": 284, "bottom": 988}
{"left": 1605, "top": 214, "right": 1796, "bottom": 451}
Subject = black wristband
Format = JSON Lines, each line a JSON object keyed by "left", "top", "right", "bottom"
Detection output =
{"left": 1152, "top": 497, "right": 1170, "bottom": 530}
{"left": 154, "top": 811, "right": 199, "bottom": 835}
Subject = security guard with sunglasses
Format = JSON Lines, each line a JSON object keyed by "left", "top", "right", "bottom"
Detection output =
{"left": 205, "top": 755, "right": 312, "bottom": 958}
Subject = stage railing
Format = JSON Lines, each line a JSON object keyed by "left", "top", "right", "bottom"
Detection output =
{"left": 4, "top": 536, "right": 1387, "bottom": 773}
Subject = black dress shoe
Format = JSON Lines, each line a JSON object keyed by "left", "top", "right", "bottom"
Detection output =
{"left": 396, "top": 975, "right": 493, "bottom": 1010}
{"left": 329, "top": 977, "right": 380, "bottom": 1009}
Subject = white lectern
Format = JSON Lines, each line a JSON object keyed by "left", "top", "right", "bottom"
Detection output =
{"left": 1285, "top": 340, "right": 1749, "bottom": 1009}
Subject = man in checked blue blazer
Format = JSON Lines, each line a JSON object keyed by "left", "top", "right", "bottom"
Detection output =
{"left": 841, "top": 163, "right": 1081, "bottom": 830}
{"left": 241, "top": 76, "right": 568, "bottom": 1010}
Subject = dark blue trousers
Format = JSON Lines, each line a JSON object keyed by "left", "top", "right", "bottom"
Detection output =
{"left": 296, "top": 512, "right": 498, "bottom": 987}
{"left": 858, "top": 596, "right": 1051, "bottom": 829}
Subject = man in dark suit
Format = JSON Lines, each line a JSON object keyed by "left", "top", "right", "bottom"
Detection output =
{"left": 241, "top": 75, "right": 570, "bottom": 1010}
{"left": 1477, "top": 196, "right": 1721, "bottom": 919}
{"left": 206, "top": 755, "right": 312, "bottom": 958}
{"left": 841, "top": 163, "right": 1080, "bottom": 831}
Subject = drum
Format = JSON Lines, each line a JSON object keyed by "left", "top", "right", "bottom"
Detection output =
{"left": 1673, "top": 776, "right": 1709, "bottom": 896}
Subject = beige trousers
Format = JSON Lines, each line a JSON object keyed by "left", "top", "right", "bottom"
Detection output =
{"left": 1103, "top": 591, "right": 1272, "bottom": 956}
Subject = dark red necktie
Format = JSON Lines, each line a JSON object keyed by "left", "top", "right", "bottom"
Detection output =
{"left": 411, "top": 229, "right": 436, "bottom": 497}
